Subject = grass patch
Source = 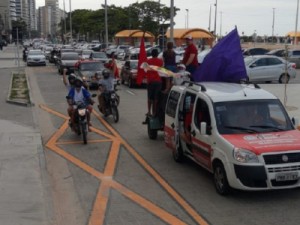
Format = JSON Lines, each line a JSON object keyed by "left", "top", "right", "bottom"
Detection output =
{"left": 9, "top": 73, "right": 30, "bottom": 102}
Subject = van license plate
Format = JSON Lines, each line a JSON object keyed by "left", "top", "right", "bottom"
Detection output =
{"left": 275, "top": 172, "right": 298, "bottom": 181}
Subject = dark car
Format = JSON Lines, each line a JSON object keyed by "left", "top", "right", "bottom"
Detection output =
{"left": 56, "top": 52, "right": 79, "bottom": 74}
{"left": 120, "top": 60, "right": 146, "bottom": 88}
{"left": 243, "top": 47, "right": 269, "bottom": 56}
{"left": 89, "top": 51, "right": 109, "bottom": 64}
{"left": 266, "top": 49, "right": 286, "bottom": 57}
{"left": 75, "top": 60, "right": 105, "bottom": 89}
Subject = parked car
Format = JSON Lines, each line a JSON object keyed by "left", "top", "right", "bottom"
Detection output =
{"left": 56, "top": 52, "right": 79, "bottom": 74}
{"left": 105, "top": 45, "right": 117, "bottom": 56}
{"left": 244, "top": 55, "right": 296, "bottom": 83}
{"left": 26, "top": 49, "right": 46, "bottom": 66}
{"left": 89, "top": 51, "right": 109, "bottom": 64}
{"left": 75, "top": 60, "right": 105, "bottom": 89}
{"left": 197, "top": 48, "right": 211, "bottom": 65}
{"left": 81, "top": 50, "right": 93, "bottom": 60}
{"left": 287, "top": 49, "right": 300, "bottom": 68}
{"left": 120, "top": 60, "right": 146, "bottom": 88}
{"left": 266, "top": 49, "right": 286, "bottom": 57}
{"left": 243, "top": 47, "right": 269, "bottom": 56}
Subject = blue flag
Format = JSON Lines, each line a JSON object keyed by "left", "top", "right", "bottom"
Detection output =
{"left": 193, "top": 27, "right": 247, "bottom": 82}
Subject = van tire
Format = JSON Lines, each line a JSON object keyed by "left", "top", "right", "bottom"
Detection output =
{"left": 173, "top": 138, "right": 184, "bottom": 163}
{"left": 213, "top": 162, "right": 231, "bottom": 195}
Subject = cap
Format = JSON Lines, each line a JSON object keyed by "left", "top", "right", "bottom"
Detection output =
{"left": 185, "top": 35, "right": 193, "bottom": 40}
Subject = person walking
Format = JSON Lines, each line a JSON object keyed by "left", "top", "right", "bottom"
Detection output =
{"left": 182, "top": 35, "right": 198, "bottom": 80}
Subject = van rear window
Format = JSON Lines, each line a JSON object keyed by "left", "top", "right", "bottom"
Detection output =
{"left": 166, "top": 91, "right": 181, "bottom": 118}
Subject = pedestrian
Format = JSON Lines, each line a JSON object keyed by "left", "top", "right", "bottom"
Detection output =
{"left": 106, "top": 52, "right": 119, "bottom": 78}
{"left": 0, "top": 40, "right": 3, "bottom": 51}
{"left": 182, "top": 35, "right": 198, "bottom": 80}
{"left": 145, "top": 48, "right": 163, "bottom": 117}
{"left": 162, "top": 41, "right": 177, "bottom": 92}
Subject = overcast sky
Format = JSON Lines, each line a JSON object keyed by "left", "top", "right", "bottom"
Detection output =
{"left": 36, "top": 0, "right": 299, "bottom": 37}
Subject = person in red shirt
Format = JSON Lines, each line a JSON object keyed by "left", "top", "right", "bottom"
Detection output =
{"left": 146, "top": 48, "right": 163, "bottom": 116}
{"left": 106, "top": 52, "right": 119, "bottom": 78}
{"left": 182, "top": 35, "right": 198, "bottom": 80}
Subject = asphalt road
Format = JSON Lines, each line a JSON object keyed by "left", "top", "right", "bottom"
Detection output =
{"left": 27, "top": 63, "right": 300, "bottom": 225}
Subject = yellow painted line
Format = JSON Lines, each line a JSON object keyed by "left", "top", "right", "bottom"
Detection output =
{"left": 122, "top": 141, "right": 209, "bottom": 225}
{"left": 56, "top": 139, "right": 112, "bottom": 145}
{"left": 111, "top": 181, "right": 188, "bottom": 225}
{"left": 42, "top": 105, "right": 209, "bottom": 225}
{"left": 88, "top": 182, "right": 110, "bottom": 225}
{"left": 40, "top": 104, "right": 69, "bottom": 120}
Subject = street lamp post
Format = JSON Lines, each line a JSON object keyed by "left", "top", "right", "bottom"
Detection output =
{"left": 185, "top": 9, "right": 189, "bottom": 29}
{"left": 170, "top": 0, "right": 174, "bottom": 43}
{"left": 214, "top": 0, "right": 218, "bottom": 36}
{"left": 104, "top": 0, "right": 108, "bottom": 48}
{"left": 295, "top": 0, "right": 299, "bottom": 45}
{"left": 219, "top": 11, "right": 222, "bottom": 38}
{"left": 272, "top": 8, "right": 275, "bottom": 43}
{"left": 69, "top": 0, "right": 73, "bottom": 44}
{"left": 208, "top": 4, "right": 212, "bottom": 31}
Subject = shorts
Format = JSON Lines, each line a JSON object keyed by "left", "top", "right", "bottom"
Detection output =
{"left": 147, "top": 82, "right": 162, "bottom": 101}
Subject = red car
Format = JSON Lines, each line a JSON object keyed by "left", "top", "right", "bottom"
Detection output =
{"left": 120, "top": 60, "right": 147, "bottom": 88}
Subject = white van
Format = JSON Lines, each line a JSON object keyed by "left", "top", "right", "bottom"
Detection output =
{"left": 164, "top": 81, "right": 300, "bottom": 195}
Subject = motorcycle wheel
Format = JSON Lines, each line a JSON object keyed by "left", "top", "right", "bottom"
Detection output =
{"left": 111, "top": 105, "right": 119, "bottom": 123}
{"left": 81, "top": 122, "right": 87, "bottom": 144}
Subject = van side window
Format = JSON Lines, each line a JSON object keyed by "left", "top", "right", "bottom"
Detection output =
{"left": 166, "top": 90, "right": 181, "bottom": 118}
{"left": 195, "top": 99, "right": 211, "bottom": 132}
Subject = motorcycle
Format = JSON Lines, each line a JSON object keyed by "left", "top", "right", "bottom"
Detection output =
{"left": 23, "top": 50, "right": 28, "bottom": 62}
{"left": 98, "top": 91, "right": 120, "bottom": 123}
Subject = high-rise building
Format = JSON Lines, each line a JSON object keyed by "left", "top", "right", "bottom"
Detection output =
{"left": 0, "top": 0, "right": 17, "bottom": 40}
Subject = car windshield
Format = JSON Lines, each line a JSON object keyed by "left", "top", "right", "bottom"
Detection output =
{"left": 82, "top": 50, "right": 93, "bottom": 55}
{"left": 61, "top": 54, "right": 78, "bottom": 60}
{"left": 28, "top": 51, "right": 43, "bottom": 56}
{"left": 93, "top": 52, "right": 107, "bottom": 58}
{"left": 80, "top": 62, "right": 104, "bottom": 71}
{"left": 130, "top": 61, "right": 138, "bottom": 69}
{"left": 244, "top": 57, "right": 256, "bottom": 66}
{"left": 214, "top": 99, "right": 294, "bottom": 134}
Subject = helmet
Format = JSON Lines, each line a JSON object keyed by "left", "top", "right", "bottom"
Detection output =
{"left": 74, "top": 77, "right": 83, "bottom": 88}
{"left": 102, "top": 69, "right": 111, "bottom": 79}
{"left": 177, "top": 64, "right": 186, "bottom": 71}
{"left": 68, "top": 73, "right": 76, "bottom": 85}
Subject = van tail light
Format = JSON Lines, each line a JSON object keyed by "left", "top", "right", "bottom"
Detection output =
{"left": 291, "top": 63, "right": 297, "bottom": 69}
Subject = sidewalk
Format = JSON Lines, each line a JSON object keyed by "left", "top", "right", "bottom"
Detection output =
{"left": 0, "top": 48, "right": 51, "bottom": 224}
{"left": 0, "top": 44, "right": 25, "bottom": 68}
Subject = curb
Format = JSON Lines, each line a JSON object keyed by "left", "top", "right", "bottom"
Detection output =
{"left": 6, "top": 71, "right": 34, "bottom": 107}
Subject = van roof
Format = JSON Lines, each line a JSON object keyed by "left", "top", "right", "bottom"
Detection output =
{"left": 172, "top": 82, "right": 277, "bottom": 102}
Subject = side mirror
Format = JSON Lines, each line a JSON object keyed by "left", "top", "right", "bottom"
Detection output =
{"left": 292, "top": 117, "right": 299, "bottom": 127}
{"left": 250, "top": 63, "right": 257, "bottom": 68}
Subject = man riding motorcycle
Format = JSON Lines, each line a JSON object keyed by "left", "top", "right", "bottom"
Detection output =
{"left": 97, "top": 69, "right": 115, "bottom": 116}
{"left": 67, "top": 78, "right": 94, "bottom": 131}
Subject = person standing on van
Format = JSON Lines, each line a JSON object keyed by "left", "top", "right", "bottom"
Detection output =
{"left": 146, "top": 48, "right": 163, "bottom": 117}
{"left": 182, "top": 35, "right": 198, "bottom": 80}
{"left": 162, "top": 42, "right": 176, "bottom": 94}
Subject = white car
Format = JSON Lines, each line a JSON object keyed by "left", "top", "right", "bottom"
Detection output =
{"left": 27, "top": 50, "right": 46, "bottom": 66}
{"left": 197, "top": 48, "right": 211, "bottom": 64}
{"left": 244, "top": 55, "right": 296, "bottom": 83}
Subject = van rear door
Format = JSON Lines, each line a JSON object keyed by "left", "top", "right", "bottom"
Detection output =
{"left": 164, "top": 88, "right": 184, "bottom": 150}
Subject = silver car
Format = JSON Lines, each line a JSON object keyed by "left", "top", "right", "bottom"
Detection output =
{"left": 26, "top": 50, "right": 46, "bottom": 66}
{"left": 244, "top": 55, "right": 296, "bottom": 83}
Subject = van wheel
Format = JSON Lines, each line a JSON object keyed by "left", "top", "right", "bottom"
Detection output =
{"left": 213, "top": 162, "right": 231, "bottom": 195}
{"left": 173, "top": 138, "right": 184, "bottom": 163}
{"left": 279, "top": 74, "right": 290, "bottom": 83}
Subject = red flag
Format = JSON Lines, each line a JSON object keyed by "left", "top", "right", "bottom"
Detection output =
{"left": 136, "top": 36, "right": 147, "bottom": 85}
